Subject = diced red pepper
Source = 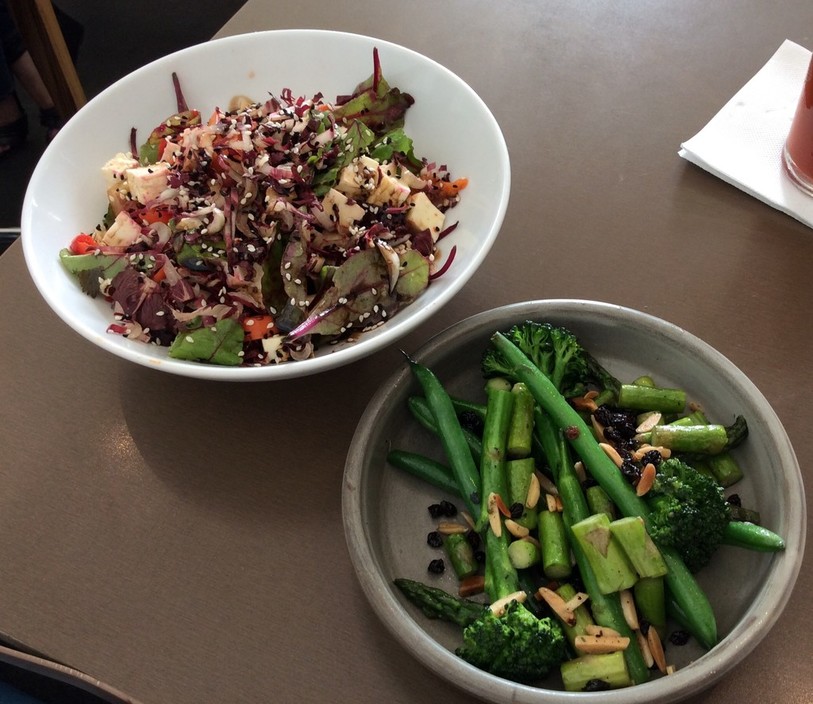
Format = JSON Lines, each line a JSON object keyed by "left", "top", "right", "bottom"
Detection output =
{"left": 241, "top": 315, "right": 277, "bottom": 341}
{"left": 69, "top": 233, "right": 98, "bottom": 255}
{"left": 141, "top": 206, "right": 173, "bottom": 225}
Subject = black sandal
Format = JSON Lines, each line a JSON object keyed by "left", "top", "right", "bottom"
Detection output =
{"left": 40, "top": 106, "right": 64, "bottom": 144}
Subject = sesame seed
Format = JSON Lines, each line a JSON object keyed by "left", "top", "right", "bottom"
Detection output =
{"left": 186, "top": 336, "right": 195, "bottom": 343}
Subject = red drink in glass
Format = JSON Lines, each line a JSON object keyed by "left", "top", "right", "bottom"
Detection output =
{"left": 783, "top": 56, "right": 813, "bottom": 195}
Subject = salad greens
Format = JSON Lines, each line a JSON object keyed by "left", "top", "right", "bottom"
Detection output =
{"left": 59, "top": 50, "right": 467, "bottom": 366}
{"left": 390, "top": 321, "right": 785, "bottom": 691}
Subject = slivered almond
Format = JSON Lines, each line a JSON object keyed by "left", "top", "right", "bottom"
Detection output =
{"left": 635, "top": 412, "right": 662, "bottom": 434}
{"left": 619, "top": 589, "right": 640, "bottom": 631}
{"left": 505, "top": 519, "right": 530, "bottom": 538}
{"left": 574, "top": 635, "right": 630, "bottom": 654}
{"left": 535, "top": 587, "right": 576, "bottom": 626}
{"left": 545, "top": 493, "right": 558, "bottom": 513}
{"left": 636, "top": 462, "right": 657, "bottom": 496}
{"left": 494, "top": 493, "right": 512, "bottom": 518}
{"left": 525, "top": 472, "right": 541, "bottom": 508}
{"left": 554, "top": 495, "right": 564, "bottom": 512}
{"left": 437, "top": 521, "right": 468, "bottom": 535}
{"left": 521, "top": 535, "right": 542, "bottom": 549}
{"left": 666, "top": 664, "right": 676, "bottom": 676}
{"left": 636, "top": 630, "right": 655, "bottom": 668}
{"left": 458, "top": 574, "right": 485, "bottom": 598}
{"left": 599, "top": 442, "right": 624, "bottom": 468}
{"left": 489, "top": 590, "right": 526, "bottom": 616}
{"left": 585, "top": 624, "right": 621, "bottom": 638}
{"left": 573, "top": 461, "right": 587, "bottom": 483}
{"left": 535, "top": 471, "right": 559, "bottom": 497}
{"left": 647, "top": 626, "right": 668, "bottom": 674}
{"left": 590, "top": 414, "right": 607, "bottom": 443}
{"left": 564, "top": 592, "right": 590, "bottom": 611}
{"left": 584, "top": 390, "right": 600, "bottom": 400}
{"left": 487, "top": 492, "right": 502, "bottom": 538}
{"left": 570, "top": 395, "right": 598, "bottom": 412}
{"left": 656, "top": 446, "right": 672, "bottom": 459}
{"left": 460, "top": 510, "right": 476, "bottom": 531}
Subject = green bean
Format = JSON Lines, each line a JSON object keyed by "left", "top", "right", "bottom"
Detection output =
{"left": 408, "top": 360, "right": 481, "bottom": 517}
{"left": 386, "top": 450, "right": 460, "bottom": 497}
{"left": 407, "top": 396, "right": 483, "bottom": 462}
{"left": 722, "top": 521, "right": 786, "bottom": 552}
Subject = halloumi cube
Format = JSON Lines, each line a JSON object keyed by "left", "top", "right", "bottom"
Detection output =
{"left": 322, "top": 188, "right": 365, "bottom": 234}
{"left": 367, "top": 171, "right": 411, "bottom": 207}
{"left": 101, "top": 210, "right": 143, "bottom": 247}
{"left": 405, "top": 192, "right": 446, "bottom": 241}
{"left": 126, "top": 163, "right": 170, "bottom": 204}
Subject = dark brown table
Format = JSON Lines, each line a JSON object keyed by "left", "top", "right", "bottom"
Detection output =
{"left": 1, "top": 1, "right": 810, "bottom": 702}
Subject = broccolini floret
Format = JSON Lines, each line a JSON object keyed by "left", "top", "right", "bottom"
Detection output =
{"left": 456, "top": 599, "right": 567, "bottom": 683}
{"left": 646, "top": 457, "right": 729, "bottom": 573}
{"left": 481, "top": 321, "right": 619, "bottom": 399}
{"left": 394, "top": 579, "right": 566, "bottom": 684}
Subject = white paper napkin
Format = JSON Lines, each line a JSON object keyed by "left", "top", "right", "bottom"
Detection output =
{"left": 679, "top": 39, "right": 813, "bottom": 229}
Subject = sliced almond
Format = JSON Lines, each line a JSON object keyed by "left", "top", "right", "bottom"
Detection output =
{"left": 460, "top": 510, "right": 476, "bottom": 531}
{"left": 486, "top": 492, "right": 502, "bottom": 538}
{"left": 584, "top": 390, "right": 600, "bottom": 400}
{"left": 525, "top": 472, "right": 541, "bottom": 509}
{"left": 635, "top": 412, "right": 662, "bottom": 434}
{"left": 489, "top": 590, "right": 526, "bottom": 616}
{"left": 619, "top": 589, "right": 640, "bottom": 631}
{"left": 636, "top": 462, "right": 657, "bottom": 497}
{"left": 574, "top": 635, "right": 630, "bottom": 654}
{"left": 632, "top": 444, "right": 654, "bottom": 462}
{"left": 573, "top": 461, "right": 587, "bottom": 483}
{"left": 564, "top": 592, "right": 590, "bottom": 612}
{"left": 585, "top": 624, "right": 621, "bottom": 638}
{"left": 636, "top": 629, "right": 655, "bottom": 669}
{"left": 647, "top": 626, "right": 668, "bottom": 674}
{"left": 599, "top": 442, "right": 624, "bottom": 468}
{"left": 437, "top": 521, "right": 468, "bottom": 535}
{"left": 458, "top": 574, "right": 485, "bottom": 598}
{"left": 520, "top": 535, "right": 541, "bottom": 549}
{"left": 534, "top": 471, "right": 559, "bottom": 497}
{"left": 590, "top": 414, "right": 608, "bottom": 443}
{"left": 553, "top": 495, "right": 564, "bottom": 512}
{"left": 504, "top": 518, "right": 530, "bottom": 538}
{"left": 545, "top": 493, "right": 558, "bottom": 513}
{"left": 535, "top": 587, "right": 576, "bottom": 626}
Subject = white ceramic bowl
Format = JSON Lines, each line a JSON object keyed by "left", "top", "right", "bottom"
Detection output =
{"left": 342, "top": 300, "right": 806, "bottom": 704}
{"left": 21, "top": 30, "right": 509, "bottom": 381}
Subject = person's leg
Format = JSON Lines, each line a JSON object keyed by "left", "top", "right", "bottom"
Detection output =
{"left": 0, "top": 41, "right": 27, "bottom": 156}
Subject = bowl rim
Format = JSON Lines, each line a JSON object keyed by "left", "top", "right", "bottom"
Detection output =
{"left": 20, "top": 28, "right": 510, "bottom": 382}
{"left": 342, "top": 298, "right": 806, "bottom": 703}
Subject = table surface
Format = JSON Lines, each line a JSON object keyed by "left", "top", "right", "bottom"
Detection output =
{"left": 1, "top": 1, "right": 811, "bottom": 703}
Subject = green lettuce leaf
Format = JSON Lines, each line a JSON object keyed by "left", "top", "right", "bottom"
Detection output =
{"left": 168, "top": 318, "right": 244, "bottom": 366}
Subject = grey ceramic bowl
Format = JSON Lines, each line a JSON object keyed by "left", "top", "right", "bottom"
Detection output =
{"left": 342, "top": 299, "right": 806, "bottom": 703}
